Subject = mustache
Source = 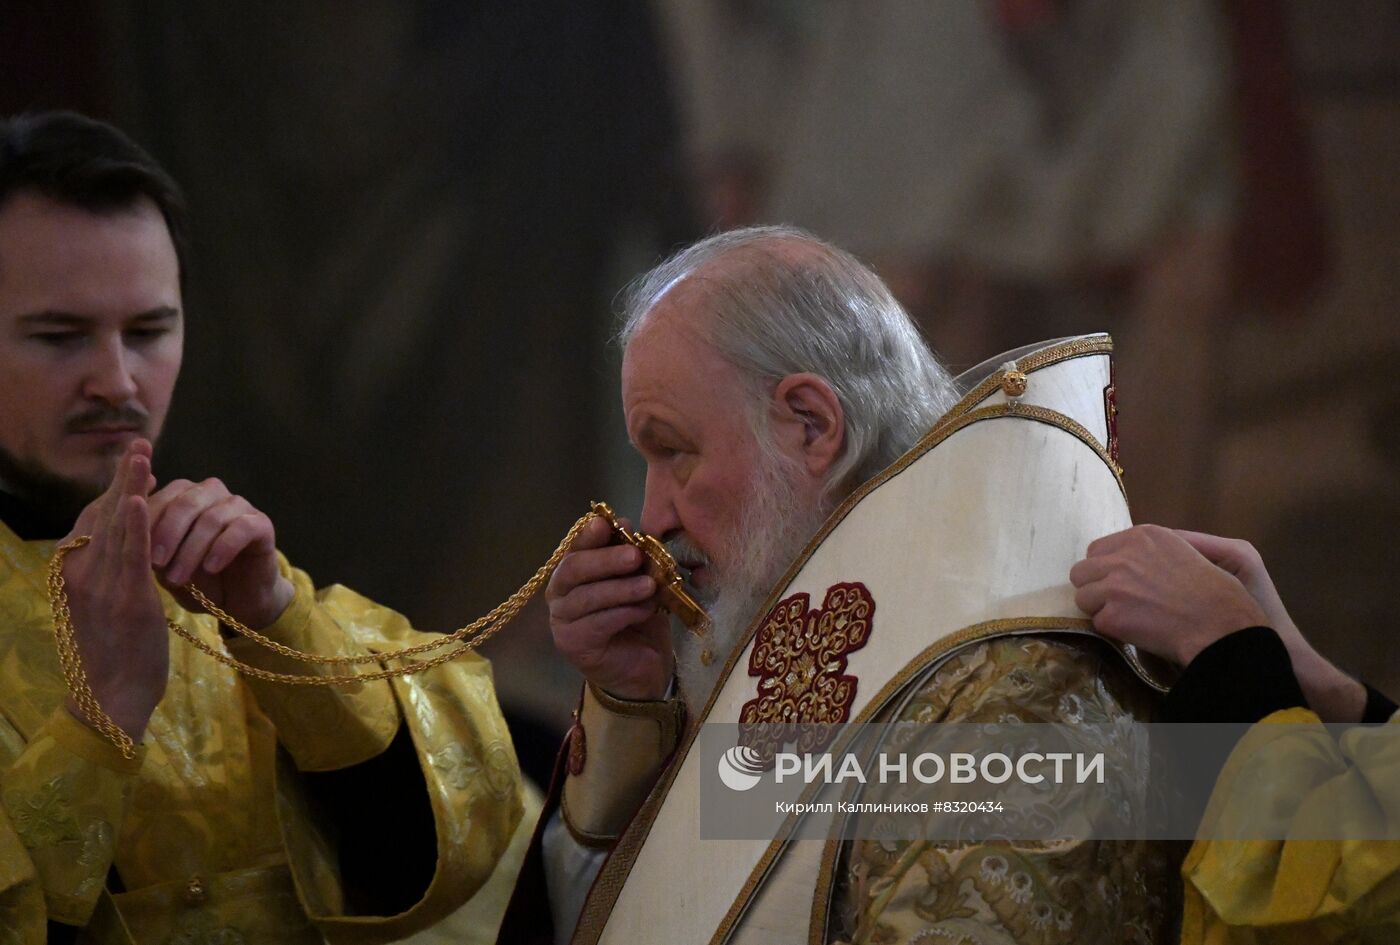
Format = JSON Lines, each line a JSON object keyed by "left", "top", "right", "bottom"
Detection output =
{"left": 65, "top": 405, "right": 149, "bottom": 435}
{"left": 663, "top": 535, "right": 709, "bottom": 569}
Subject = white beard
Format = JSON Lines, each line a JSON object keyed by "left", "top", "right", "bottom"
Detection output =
{"left": 666, "top": 452, "right": 829, "bottom": 717}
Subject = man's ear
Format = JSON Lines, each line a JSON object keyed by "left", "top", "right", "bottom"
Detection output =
{"left": 772, "top": 373, "right": 844, "bottom": 479}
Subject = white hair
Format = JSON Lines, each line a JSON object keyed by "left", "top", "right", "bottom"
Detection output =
{"left": 620, "top": 225, "right": 957, "bottom": 496}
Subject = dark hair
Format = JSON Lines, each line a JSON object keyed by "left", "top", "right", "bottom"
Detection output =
{"left": 0, "top": 111, "right": 188, "bottom": 282}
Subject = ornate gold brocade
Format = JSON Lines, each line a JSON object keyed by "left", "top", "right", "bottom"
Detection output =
{"left": 828, "top": 636, "right": 1174, "bottom": 945}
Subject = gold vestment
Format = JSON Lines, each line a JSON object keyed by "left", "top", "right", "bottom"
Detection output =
{"left": 1182, "top": 707, "right": 1400, "bottom": 945}
{"left": 0, "top": 522, "right": 523, "bottom": 944}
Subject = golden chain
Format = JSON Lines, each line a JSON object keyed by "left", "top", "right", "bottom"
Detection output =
{"left": 48, "top": 507, "right": 603, "bottom": 758}
{"left": 49, "top": 535, "right": 137, "bottom": 759}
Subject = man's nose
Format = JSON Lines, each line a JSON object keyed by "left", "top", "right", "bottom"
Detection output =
{"left": 83, "top": 339, "right": 139, "bottom": 403}
{"left": 639, "top": 469, "right": 680, "bottom": 539}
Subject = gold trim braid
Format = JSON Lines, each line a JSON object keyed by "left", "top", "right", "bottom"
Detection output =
{"left": 950, "top": 336, "right": 1114, "bottom": 421}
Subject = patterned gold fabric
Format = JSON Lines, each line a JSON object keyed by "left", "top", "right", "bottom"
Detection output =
{"left": 830, "top": 635, "right": 1173, "bottom": 945}
{"left": 1181, "top": 707, "right": 1400, "bottom": 945}
{"left": 0, "top": 523, "right": 523, "bottom": 944}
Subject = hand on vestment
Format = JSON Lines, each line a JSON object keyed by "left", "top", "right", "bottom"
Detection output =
{"left": 1072, "top": 524, "right": 1367, "bottom": 720}
{"left": 1070, "top": 524, "right": 1268, "bottom": 666}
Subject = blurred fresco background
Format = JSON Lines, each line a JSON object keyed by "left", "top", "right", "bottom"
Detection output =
{"left": 3, "top": 0, "right": 1396, "bottom": 781}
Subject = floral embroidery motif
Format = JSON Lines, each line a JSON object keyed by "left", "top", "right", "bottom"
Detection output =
{"left": 5, "top": 776, "right": 81, "bottom": 847}
{"left": 482, "top": 740, "right": 518, "bottom": 800}
{"left": 428, "top": 744, "right": 481, "bottom": 792}
{"left": 72, "top": 819, "right": 116, "bottom": 899}
{"left": 738, "top": 582, "right": 875, "bottom": 764}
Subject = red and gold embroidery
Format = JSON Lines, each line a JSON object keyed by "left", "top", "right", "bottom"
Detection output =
{"left": 1103, "top": 363, "right": 1121, "bottom": 472}
{"left": 567, "top": 719, "right": 587, "bottom": 776}
{"left": 738, "top": 582, "right": 875, "bottom": 765}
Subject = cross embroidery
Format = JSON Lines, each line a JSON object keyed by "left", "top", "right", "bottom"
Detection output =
{"left": 738, "top": 582, "right": 876, "bottom": 765}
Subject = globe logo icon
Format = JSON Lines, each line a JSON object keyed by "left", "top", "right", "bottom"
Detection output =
{"left": 717, "top": 745, "right": 766, "bottom": 792}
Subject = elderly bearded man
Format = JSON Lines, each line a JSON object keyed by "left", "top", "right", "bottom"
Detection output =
{"left": 0, "top": 112, "right": 523, "bottom": 944}
{"left": 503, "top": 226, "right": 1172, "bottom": 944}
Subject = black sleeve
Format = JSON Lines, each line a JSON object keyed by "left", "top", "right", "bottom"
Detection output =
{"left": 1162, "top": 626, "right": 1308, "bottom": 724}
{"left": 1157, "top": 627, "right": 1310, "bottom": 833}
{"left": 1364, "top": 683, "right": 1399, "bottom": 724}
{"left": 46, "top": 921, "right": 77, "bottom": 944}
{"left": 298, "top": 726, "right": 437, "bottom": 917}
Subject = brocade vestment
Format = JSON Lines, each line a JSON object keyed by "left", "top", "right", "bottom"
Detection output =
{"left": 0, "top": 520, "right": 523, "bottom": 944}
{"left": 827, "top": 635, "right": 1172, "bottom": 944}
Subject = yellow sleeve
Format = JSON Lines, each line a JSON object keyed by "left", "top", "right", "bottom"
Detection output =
{"left": 223, "top": 559, "right": 401, "bottom": 772}
{"left": 1181, "top": 708, "right": 1400, "bottom": 945}
{"left": 0, "top": 802, "right": 45, "bottom": 944}
{"left": 0, "top": 708, "right": 145, "bottom": 929}
{"left": 833, "top": 635, "right": 1173, "bottom": 945}
{"left": 248, "top": 576, "right": 524, "bottom": 944}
